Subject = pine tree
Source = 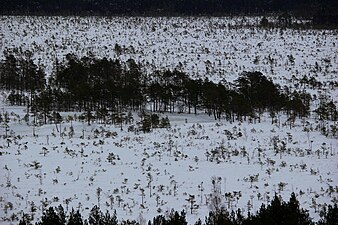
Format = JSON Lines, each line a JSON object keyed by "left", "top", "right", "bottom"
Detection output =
{"left": 88, "top": 206, "right": 102, "bottom": 225}
{"left": 68, "top": 209, "right": 84, "bottom": 225}
{"left": 37, "top": 207, "right": 64, "bottom": 225}
{"left": 318, "top": 204, "right": 338, "bottom": 225}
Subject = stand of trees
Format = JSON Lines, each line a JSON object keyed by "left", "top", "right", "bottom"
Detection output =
{"left": 1, "top": 0, "right": 338, "bottom": 18}
{"left": 1, "top": 51, "right": 337, "bottom": 124}
{"left": 18, "top": 193, "right": 338, "bottom": 225}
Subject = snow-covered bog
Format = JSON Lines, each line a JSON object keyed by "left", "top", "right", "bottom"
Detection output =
{"left": 0, "top": 16, "right": 337, "bottom": 224}
{"left": 1, "top": 16, "right": 337, "bottom": 83}
{"left": 1, "top": 108, "right": 337, "bottom": 224}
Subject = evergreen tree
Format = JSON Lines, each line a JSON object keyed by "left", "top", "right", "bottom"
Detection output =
{"left": 285, "top": 193, "right": 314, "bottom": 225}
{"left": 0, "top": 53, "right": 19, "bottom": 90}
{"left": 37, "top": 206, "right": 65, "bottom": 225}
{"left": 68, "top": 209, "right": 84, "bottom": 225}
{"left": 160, "top": 116, "right": 171, "bottom": 129}
{"left": 318, "top": 204, "right": 338, "bottom": 225}
{"left": 150, "top": 114, "right": 160, "bottom": 128}
{"left": 18, "top": 213, "right": 31, "bottom": 225}
{"left": 166, "top": 210, "right": 187, "bottom": 225}
{"left": 141, "top": 114, "right": 152, "bottom": 133}
{"left": 205, "top": 208, "right": 234, "bottom": 225}
{"left": 88, "top": 206, "right": 102, "bottom": 225}
{"left": 149, "top": 214, "right": 166, "bottom": 225}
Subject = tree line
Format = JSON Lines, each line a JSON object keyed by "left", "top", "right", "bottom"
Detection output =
{"left": 1, "top": 0, "right": 338, "bottom": 18}
{"left": 18, "top": 193, "right": 338, "bottom": 225}
{"left": 0, "top": 50, "right": 337, "bottom": 124}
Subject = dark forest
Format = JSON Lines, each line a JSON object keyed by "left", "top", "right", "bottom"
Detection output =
{"left": 1, "top": 0, "right": 337, "bottom": 17}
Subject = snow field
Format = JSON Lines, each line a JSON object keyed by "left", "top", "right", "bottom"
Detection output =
{"left": 1, "top": 107, "right": 337, "bottom": 224}
{"left": 0, "top": 16, "right": 337, "bottom": 224}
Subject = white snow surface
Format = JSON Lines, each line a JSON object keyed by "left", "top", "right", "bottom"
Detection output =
{"left": 0, "top": 16, "right": 338, "bottom": 225}
{"left": 1, "top": 106, "right": 338, "bottom": 224}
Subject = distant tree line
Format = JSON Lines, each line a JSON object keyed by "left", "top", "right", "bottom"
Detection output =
{"left": 1, "top": 0, "right": 338, "bottom": 19}
{"left": 0, "top": 50, "right": 337, "bottom": 123}
{"left": 18, "top": 193, "right": 338, "bottom": 225}
{"left": 258, "top": 13, "right": 338, "bottom": 29}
